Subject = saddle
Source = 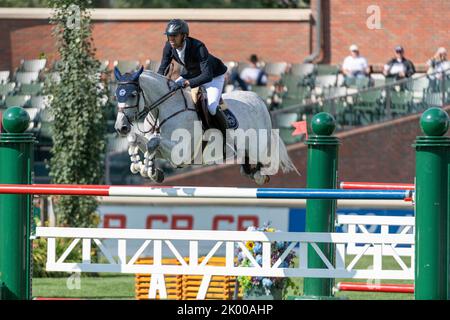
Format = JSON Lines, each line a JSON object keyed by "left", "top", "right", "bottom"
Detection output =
{"left": 191, "top": 86, "right": 227, "bottom": 131}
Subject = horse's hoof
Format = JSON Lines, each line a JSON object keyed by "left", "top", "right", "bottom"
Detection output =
{"left": 140, "top": 166, "right": 149, "bottom": 177}
{"left": 130, "top": 163, "right": 140, "bottom": 174}
{"left": 151, "top": 169, "right": 165, "bottom": 183}
{"left": 253, "top": 171, "right": 269, "bottom": 185}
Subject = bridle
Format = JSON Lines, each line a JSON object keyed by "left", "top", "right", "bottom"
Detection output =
{"left": 117, "top": 78, "right": 197, "bottom": 134}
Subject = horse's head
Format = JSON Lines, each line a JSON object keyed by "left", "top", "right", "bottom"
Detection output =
{"left": 114, "top": 66, "right": 144, "bottom": 136}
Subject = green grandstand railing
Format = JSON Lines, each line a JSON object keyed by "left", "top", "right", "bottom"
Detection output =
{"left": 271, "top": 68, "right": 450, "bottom": 143}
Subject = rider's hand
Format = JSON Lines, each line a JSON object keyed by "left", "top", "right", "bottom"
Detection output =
{"left": 169, "top": 81, "right": 183, "bottom": 91}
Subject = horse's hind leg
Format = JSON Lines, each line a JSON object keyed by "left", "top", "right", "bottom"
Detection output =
{"left": 149, "top": 164, "right": 164, "bottom": 183}
{"left": 240, "top": 157, "right": 270, "bottom": 185}
{"left": 240, "top": 156, "right": 253, "bottom": 177}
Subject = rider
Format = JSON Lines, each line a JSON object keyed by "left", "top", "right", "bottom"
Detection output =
{"left": 157, "top": 19, "right": 229, "bottom": 135}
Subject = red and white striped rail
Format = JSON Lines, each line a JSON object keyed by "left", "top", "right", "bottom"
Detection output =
{"left": 336, "top": 282, "right": 414, "bottom": 294}
{"left": 0, "top": 184, "right": 256, "bottom": 197}
{"left": 340, "top": 182, "right": 414, "bottom": 190}
{"left": 340, "top": 182, "right": 415, "bottom": 202}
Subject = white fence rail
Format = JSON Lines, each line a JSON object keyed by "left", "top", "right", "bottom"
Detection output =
{"left": 337, "top": 214, "right": 415, "bottom": 257}
{"left": 34, "top": 214, "right": 415, "bottom": 299}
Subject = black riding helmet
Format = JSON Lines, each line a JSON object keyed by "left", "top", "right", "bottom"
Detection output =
{"left": 164, "top": 19, "right": 189, "bottom": 36}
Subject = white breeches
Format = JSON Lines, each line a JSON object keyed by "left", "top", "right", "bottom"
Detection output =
{"left": 203, "top": 74, "right": 225, "bottom": 115}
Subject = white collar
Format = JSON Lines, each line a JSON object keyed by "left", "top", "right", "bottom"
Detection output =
{"left": 176, "top": 40, "right": 187, "bottom": 54}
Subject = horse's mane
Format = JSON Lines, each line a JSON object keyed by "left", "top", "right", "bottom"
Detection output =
{"left": 120, "top": 69, "right": 168, "bottom": 83}
{"left": 141, "top": 69, "right": 169, "bottom": 81}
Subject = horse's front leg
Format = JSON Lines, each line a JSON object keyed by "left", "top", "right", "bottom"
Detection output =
{"left": 146, "top": 135, "right": 195, "bottom": 183}
{"left": 127, "top": 132, "right": 151, "bottom": 175}
{"left": 127, "top": 132, "right": 165, "bottom": 182}
{"left": 146, "top": 134, "right": 161, "bottom": 158}
{"left": 147, "top": 160, "right": 165, "bottom": 183}
{"left": 128, "top": 132, "right": 149, "bottom": 153}
{"left": 145, "top": 137, "right": 179, "bottom": 183}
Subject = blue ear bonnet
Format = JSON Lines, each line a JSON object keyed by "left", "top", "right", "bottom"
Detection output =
{"left": 114, "top": 66, "right": 144, "bottom": 103}
{"left": 116, "top": 82, "right": 138, "bottom": 103}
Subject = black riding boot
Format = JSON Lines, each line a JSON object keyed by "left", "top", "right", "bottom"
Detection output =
{"left": 211, "top": 107, "right": 233, "bottom": 158}
{"left": 211, "top": 107, "right": 229, "bottom": 138}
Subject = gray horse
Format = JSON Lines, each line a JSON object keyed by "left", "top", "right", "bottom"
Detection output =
{"left": 114, "top": 67, "right": 298, "bottom": 185}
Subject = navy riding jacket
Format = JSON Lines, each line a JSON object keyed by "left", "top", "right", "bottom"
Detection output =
{"left": 157, "top": 37, "right": 227, "bottom": 88}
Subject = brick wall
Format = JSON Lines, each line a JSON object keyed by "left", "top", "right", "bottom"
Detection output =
{"left": 92, "top": 21, "right": 311, "bottom": 66}
{"left": 0, "top": 19, "right": 55, "bottom": 70}
{"left": 324, "top": 0, "right": 450, "bottom": 66}
{"left": 0, "top": 10, "right": 312, "bottom": 70}
{"left": 161, "top": 106, "right": 450, "bottom": 188}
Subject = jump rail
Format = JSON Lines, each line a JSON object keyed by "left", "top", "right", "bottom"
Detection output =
{"left": 340, "top": 182, "right": 414, "bottom": 190}
{"left": 336, "top": 282, "right": 414, "bottom": 294}
{"left": 0, "top": 184, "right": 412, "bottom": 200}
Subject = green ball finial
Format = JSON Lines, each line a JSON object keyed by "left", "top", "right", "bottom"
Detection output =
{"left": 311, "top": 112, "right": 336, "bottom": 136}
{"left": 420, "top": 107, "right": 449, "bottom": 136}
{"left": 2, "top": 106, "right": 30, "bottom": 133}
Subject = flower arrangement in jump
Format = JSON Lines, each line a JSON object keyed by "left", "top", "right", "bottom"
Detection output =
{"left": 236, "top": 222, "right": 297, "bottom": 297}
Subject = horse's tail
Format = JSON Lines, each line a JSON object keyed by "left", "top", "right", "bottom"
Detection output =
{"left": 273, "top": 130, "right": 301, "bottom": 175}
{"left": 251, "top": 92, "right": 300, "bottom": 176}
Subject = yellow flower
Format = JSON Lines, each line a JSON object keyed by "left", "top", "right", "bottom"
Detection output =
{"left": 266, "top": 228, "right": 275, "bottom": 232}
{"left": 246, "top": 241, "right": 255, "bottom": 250}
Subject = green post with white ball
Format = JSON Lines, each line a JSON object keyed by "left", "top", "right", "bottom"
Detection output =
{"left": 0, "top": 107, "right": 35, "bottom": 300}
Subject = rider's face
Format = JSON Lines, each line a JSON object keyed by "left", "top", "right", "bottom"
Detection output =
{"left": 168, "top": 34, "right": 185, "bottom": 49}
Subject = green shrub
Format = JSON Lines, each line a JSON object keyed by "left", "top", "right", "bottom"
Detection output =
{"left": 46, "top": 0, "right": 107, "bottom": 228}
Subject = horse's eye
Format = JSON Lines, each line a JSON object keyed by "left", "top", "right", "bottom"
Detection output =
{"left": 131, "top": 91, "right": 138, "bottom": 97}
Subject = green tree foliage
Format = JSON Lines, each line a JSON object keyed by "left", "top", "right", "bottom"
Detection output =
{"left": 46, "top": 0, "right": 107, "bottom": 227}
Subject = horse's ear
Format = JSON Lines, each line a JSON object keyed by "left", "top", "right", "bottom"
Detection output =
{"left": 132, "top": 65, "right": 144, "bottom": 81}
{"left": 114, "top": 66, "right": 122, "bottom": 81}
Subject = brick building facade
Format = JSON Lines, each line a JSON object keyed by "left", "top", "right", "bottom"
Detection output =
{"left": 0, "top": 1, "right": 449, "bottom": 71}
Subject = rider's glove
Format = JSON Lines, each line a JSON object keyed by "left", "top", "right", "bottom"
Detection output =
{"left": 169, "top": 78, "right": 186, "bottom": 91}
{"left": 169, "top": 81, "right": 183, "bottom": 91}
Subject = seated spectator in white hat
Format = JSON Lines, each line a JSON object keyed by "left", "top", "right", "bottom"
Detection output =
{"left": 342, "top": 45, "right": 370, "bottom": 81}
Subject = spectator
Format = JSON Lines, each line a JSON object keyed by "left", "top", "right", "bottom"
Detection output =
{"left": 427, "top": 47, "right": 449, "bottom": 78}
{"left": 427, "top": 47, "right": 449, "bottom": 91}
{"left": 383, "top": 46, "right": 415, "bottom": 80}
{"left": 230, "top": 54, "right": 267, "bottom": 91}
{"left": 342, "top": 44, "right": 370, "bottom": 80}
